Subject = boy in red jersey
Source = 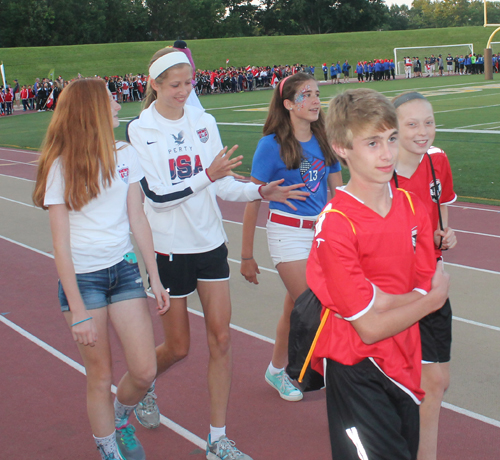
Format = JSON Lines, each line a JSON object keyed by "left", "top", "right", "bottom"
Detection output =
{"left": 307, "top": 88, "right": 450, "bottom": 460}
{"left": 392, "top": 91, "right": 457, "bottom": 460}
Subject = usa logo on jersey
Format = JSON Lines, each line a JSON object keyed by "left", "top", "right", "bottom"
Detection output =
{"left": 429, "top": 179, "right": 442, "bottom": 203}
{"left": 300, "top": 157, "right": 326, "bottom": 193}
{"left": 117, "top": 164, "right": 129, "bottom": 184}
{"left": 197, "top": 128, "right": 209, "bottom": 143}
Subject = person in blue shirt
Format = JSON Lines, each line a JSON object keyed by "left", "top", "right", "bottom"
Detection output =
{"left": 342, "top": 60, "right": 351, "bottom": 82}
{"left": 368, "top": 61, "right": 374, "bottom": 81}
{"left": 336, "top": 61, "right": 342, "bottom": 84}
{"left": 322, "top": 63, "right": 328, "bottom": 81}
{"left": 240, "top": 72, "right": 342, "bottom": 402}
{"left": 356, "top": 62, "right": 364, "bottom": 82}
{"left": 374, "top": 59, "right": 381, "bottom": 81}
{"left": 390, "top": 59, "right": 396, "bottom": 79}
{"left": 330, "top": 63, "right": 337, "bottom": 84}
{"left": 363, "top": 61, "right": 369, "bottom": 81}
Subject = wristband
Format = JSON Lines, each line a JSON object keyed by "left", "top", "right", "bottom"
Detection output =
{"left": 206, "top": 170, "right": 214, "bottom": 183}
{"left": 71, "top": 317, "right": 93, "bottom": 327}
{"left": 258, "top": 184, "right": 265, "bottom": 199}
{"left": 241, "top": 256, "right": 254, "bottom": 261}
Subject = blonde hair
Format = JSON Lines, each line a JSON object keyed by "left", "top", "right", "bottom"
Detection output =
{"left": 263, "top": 72, "right": 336, "bottom": 170}
{"left": 33, "top": 78, "right": 117, "bottom": 211}
{"left": 143, "top": 47, "right": 192, "bottom": 109}
{"left": 326, "top": 88, "right": 398, "bottom": 166}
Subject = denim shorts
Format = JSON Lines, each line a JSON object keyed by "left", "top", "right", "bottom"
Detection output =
{"left": 58, "top": 258, "right": 147, "bottom": 312}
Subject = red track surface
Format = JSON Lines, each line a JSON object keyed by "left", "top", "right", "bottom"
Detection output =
{"left": 1, "top": 147, "right": 500, "bottom": 459}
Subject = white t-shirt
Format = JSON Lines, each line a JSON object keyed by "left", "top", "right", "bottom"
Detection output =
{"left": 44, "top": 142, "right": 144, "bottom": 273}
{"left": 151, "top": 107, "right": 224, "bottom": 253}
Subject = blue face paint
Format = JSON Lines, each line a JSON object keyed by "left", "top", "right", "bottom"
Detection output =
{"left": 294, "top": 84, "right": 311, "bottom": 111}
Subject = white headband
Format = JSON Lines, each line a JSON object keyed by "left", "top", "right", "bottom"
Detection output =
{"left": 149, "top": 52, "right": 190, "bottom": 79}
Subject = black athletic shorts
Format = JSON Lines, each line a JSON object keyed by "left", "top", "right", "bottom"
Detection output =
{"left": 156, "top": 244, "right": 230, "bottom": 298}
{"left": 326, "top": 358, "right": 419, "bottom": 460}
{"left": 420, "top": 297, "right": 452, "bottom": 363}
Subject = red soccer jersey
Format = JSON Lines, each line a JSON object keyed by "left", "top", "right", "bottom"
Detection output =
{"left": 307, "top": 185, "right": 435, "bottom": 403}
{"left": 394, "top": 147, "right": 456, "bottom": 258}
{"left": 4, "top": 91, "right": 13, "bottom": 102}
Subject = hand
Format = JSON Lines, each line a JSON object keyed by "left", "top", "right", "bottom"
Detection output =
{"left": 259, "top": 179, "right": 310, "bottom": 211}
{"left": 430, "top": 260, "right": 450, "bottom": 309}
{"left": 150, "top": 279, "right": 170, "bottom": 315}
{"left": 70, "top": 313, "right": 97, "bottom": 347}
{"left": 206, "top": 145, "right": 245, "bottom": 181}
{"left": 240, "top": 257, "right": 260, "bottom": 284}
{"left": 434, "top": 227, "right": 457, "bottom": 251}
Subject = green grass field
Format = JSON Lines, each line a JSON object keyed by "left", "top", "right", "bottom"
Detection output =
{"left": 0, "top": 26, "right": 497, "bottom": 85}
{"left": 1, "top": 74, "right": 499, "bottom": 205}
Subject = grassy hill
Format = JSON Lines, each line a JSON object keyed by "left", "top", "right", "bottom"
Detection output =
{"left": 0, "top": 26, "right": 496, "bottom": 85}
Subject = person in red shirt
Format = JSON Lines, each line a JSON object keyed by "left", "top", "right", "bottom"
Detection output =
{"left": 392, "top": 91, "right": 457, "bottom": 460}
{"left": 4, "top": 87, "right": 13, "bottom": 115}
{"left": 0, "top": 89, "right": 5, "bottom": 115}
{"left": 28, "top": 85, "right": 35, "bottom": 110}
{"left": 307, "top": 88, "right": 450, "bottom": 460}
{"left": 21, "top": 85, "right": 29, "bottom": 111}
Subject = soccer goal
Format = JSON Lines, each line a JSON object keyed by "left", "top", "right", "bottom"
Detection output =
{"left": 394, "top": 44, "right": 474, "bottom": 76}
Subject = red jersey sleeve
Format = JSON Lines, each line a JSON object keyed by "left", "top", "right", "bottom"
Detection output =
{"left": 309, "top": 207, "right": 375, "bottom": 321}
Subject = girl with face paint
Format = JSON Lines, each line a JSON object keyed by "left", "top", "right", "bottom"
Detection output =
{"left": 241, "top": 72, "right": 343, "bottom": 402}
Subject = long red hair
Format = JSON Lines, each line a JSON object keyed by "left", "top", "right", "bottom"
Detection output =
{"left": 33, "top": 78, "right": 117, "bottom": 211}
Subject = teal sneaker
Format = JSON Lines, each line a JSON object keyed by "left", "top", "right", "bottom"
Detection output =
{"left": 206, "top": 435, "right": 253, "bottom": 460}
{"left": 116, "top": 423, "right": 145, "bottom": 460}
{"left": 265, "top": 368, "right": 303, "bottom": 401}
{"left": 134, "top": 384, "right": 160, "bottom": 429}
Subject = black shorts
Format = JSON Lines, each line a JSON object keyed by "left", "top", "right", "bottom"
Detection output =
{"left": 326, "top": 358, "right": 419, "bottom": 460}
{"left": 420, "top": 297, "right": 452, "bottom": 363}
{"left": 156, "top": 244, "right": 230, "bottom": 298}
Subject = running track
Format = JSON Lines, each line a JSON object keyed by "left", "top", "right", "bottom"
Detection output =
{"left": 1, "top": 147, "right": 499, "bottom": 459}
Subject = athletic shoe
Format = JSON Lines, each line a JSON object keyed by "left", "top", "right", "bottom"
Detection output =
{"left": 134, "top": 385, "right": 160, "bottom": 429}
{"left": 265, "top": 368, "right": 303, "bottom": 402}
{"left": 97, "top": 445, "right": 120, "bottom": 460}
{"left": 206, "top": 435, "right": 253, "bottom": 460}
{"left": 115, "top": 423, "right": 145, "bottom": 460}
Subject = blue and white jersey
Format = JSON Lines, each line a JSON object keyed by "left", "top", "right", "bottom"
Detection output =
{"left": 252, "top": 134, "right": 341, "bottom": 217}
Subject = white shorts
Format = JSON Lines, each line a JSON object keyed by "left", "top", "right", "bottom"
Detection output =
{"left": 266, "top": 210, "right": 316, "bottom": 266}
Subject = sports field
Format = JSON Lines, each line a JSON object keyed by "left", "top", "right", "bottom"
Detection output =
{"left": 1, "top": 73, "right": 499, "bottom": 204}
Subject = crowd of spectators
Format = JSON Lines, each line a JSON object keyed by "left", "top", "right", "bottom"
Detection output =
{"left": 2, "top": 52, "right": 500, "bottom": 116}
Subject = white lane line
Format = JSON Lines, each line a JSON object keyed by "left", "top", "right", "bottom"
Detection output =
{"left": 0, "top": 196, "right": 39, "bottom": 208}
{"left": 452, "top": 316, "right": 500, "bottom": 333}
{"left": 0, "top": 172, "right": 34, "bottom": 182}
{"left": 437, "top": 128, "right": 500, "bottom": 134}
{"left": 441, "top": 402, "right": 500, "bottom": 428}
{"left": 448, "top": 204, "right": 500, "bottom": 213}
{"left": 0, "top": 314, "right": 206, "bottom": 449}
{"left": 435, "top": 103, "right": 500, "bottom": 114}
{"left": 1, "top": 234, "right": 500, "bottom": 427}
{"left": 0, "top": 147, "right": 39, "bottom": 155}
{"left": 444, "top": 261, "right": 500, "bottom": 276}
{"left": 455, "top": 120, "right": 500, "bottom": 129}
{"left": 455, "top": 229, "right": 500, "bottom": 239}
{"left": 0, "top": 158, "right": 38, "bottom": 166}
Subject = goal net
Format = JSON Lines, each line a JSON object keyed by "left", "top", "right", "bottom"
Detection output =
{"left": 394, "top": 44, "right": 474, "bottom": 76}
{"left": 491, "top": 41, "right": 500, "bottom": 53}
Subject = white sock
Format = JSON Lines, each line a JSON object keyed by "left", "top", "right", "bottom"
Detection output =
{"left": 114, "top": 398, "right": 136, "bottom": 428}
{"left": 267, "top": 361, "right": 284, "bottom": 376}
{"left": 210, "top": 425, "right": 226, "bottom": 443}
{"left": 94, "top": 432, "right": 119, "bottom": 460}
